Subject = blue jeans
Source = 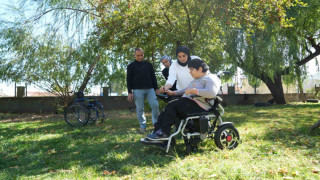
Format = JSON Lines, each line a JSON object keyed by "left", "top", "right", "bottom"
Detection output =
{"left": 133, "top": 89, "right": 159, "bottom": 129}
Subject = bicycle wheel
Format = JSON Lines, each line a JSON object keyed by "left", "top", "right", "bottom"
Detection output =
{"left": 214, "top": 124, "right": 240, "bottom": 150}
{"left": 64, "top": 104, "right": 89, "bottom": 127}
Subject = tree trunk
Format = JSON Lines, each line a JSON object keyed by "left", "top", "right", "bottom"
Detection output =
{"left": 310, "top": 120, "right": 320, "bottom": 131}
{"left": 262, "top": 73, "right": 286, "bottom": 104}
{"left": 79, "top": 54, "right": 101, "bottom": 92}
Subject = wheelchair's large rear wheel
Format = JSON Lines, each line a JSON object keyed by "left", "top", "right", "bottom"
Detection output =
{"left": 214, "top": 124, "right": 240, "bottom": 150}
{"left": 64, "top": 104, "right": 89, "bottom": 127}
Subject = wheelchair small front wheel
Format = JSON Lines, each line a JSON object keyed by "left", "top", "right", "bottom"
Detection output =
{"left": 214, "top": 124, "right": 240, "bottom": 150}
{"left": 97, "top": 104, "right": 106, "bottom": 123}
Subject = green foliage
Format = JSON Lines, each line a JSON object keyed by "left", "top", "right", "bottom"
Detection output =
{"left": 247, "top": 73, "right": 262, "bottom": 88}
{"left": 1, "top": 0, "right": 320, "bottom": 105}
{"left": 98, "top": 0, "right": 225, "bottom": 72}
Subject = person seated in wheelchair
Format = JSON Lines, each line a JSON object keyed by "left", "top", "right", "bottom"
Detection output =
{"left": 144, "top": 58, "right": 221, "bottom": 141}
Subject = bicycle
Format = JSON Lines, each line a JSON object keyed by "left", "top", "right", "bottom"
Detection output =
{"left": 64, "top": 91, "right": 106, "bottom": 127}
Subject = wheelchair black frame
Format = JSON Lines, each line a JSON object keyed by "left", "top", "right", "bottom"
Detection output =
{"left": 164, "top": 100, "right": 227, "bottom": 152}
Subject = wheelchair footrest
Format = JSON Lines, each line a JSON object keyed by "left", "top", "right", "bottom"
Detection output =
{"left": 140, "top": 138, "right": 167, "bottom": 151}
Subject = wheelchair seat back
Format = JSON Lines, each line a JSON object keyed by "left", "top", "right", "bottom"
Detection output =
{"left": 88, "top": 98, "right": 97, "bottom": 105}
{"left": 75, "top": 91, "right": 84, "bottom": 99}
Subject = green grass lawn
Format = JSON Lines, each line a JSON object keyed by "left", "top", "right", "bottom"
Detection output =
{"left": 0, "top": 103, "right": 320, "bottom": 179}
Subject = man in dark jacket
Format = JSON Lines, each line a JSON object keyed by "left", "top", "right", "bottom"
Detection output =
{"left": 127, "top": 48, "right": 160, "bottom": 133}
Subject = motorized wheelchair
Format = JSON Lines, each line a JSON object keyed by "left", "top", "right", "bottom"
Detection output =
{"left": 141, "top": 94, "right": 240, "bottom": 155}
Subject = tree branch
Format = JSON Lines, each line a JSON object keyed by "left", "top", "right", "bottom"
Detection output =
{"left": 159, "top": 3, "right": 174, "bottom": 28}
{"left": 307, "top": 36, "right": 320, "bottom": 52}
{"left": 192, "top": 0, "right": 212, "bottom": 39}
{"left": 180, "top": 0, "right": 192, "bottom": 38}
{"left": 79, "top": 54, "right": 101, "bottom": 92}
{"left": 29, "top": 7, "right": 99, "bottom": 23}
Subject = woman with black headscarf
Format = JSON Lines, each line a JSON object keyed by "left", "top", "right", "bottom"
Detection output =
{"left": 161, "top": 46, "right": 199, "bottom": 92}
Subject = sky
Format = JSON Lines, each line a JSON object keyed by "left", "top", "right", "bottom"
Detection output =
{"left": 0, "top": 1, "right": 319, "bottom": 96}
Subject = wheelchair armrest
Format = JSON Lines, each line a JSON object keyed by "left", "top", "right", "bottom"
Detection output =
{"left": 75, "top": 98, "right": 86, "bottom": 103}
{"left": 157, "top": 94, "right": 181, "bottom": 103}
{"left": 205, "top": 96, "right": 223, "bottom": 117}
{"left": 88, "top": 97, "right": 97, "bottom": 101}
{"left": 206, "top": 96, "right": 223, "bottom": 107}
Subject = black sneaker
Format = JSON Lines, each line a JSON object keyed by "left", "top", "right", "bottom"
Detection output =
{"left": 146, "top": 129, "right": 169, "bottom": 141}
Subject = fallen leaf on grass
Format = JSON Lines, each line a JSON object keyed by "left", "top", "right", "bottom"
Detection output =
{"left": 283, "top": 177, "right": 293, "bottom": 179}
{"left": 114, "top": 145, "right": 120, "bottom": 149}
{"left": 12, "top": 155, "right": 19, "bottom": 159}
{"left": 278, "top": 168, "right": 288, "bottom": 174}
{"left": 253, "top": 167, "right": 260, "bottom": 173}
{"left": 291, "top": 171, "right": 299, "bottom": 176}
{"left": 46, "top": 149, "right": 56, "bottom": 154}
{"left": 102, "top": 170, "right": 116, "bottom": 175}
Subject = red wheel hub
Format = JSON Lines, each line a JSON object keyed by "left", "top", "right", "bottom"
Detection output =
{"left": 226, "top": 135, "right": 232, "bottom": 142}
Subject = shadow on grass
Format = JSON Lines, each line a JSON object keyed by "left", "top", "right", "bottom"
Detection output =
{"left": 0, "top": 111, "right": 182, "bottom": 178}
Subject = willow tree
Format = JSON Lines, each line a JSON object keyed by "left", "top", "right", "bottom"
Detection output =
{"left": 0, "top": 0, "right": 121, "bottom": 104}
{"left": 217, "top": 0, "right": 320, "bottom": 104}
{"left": 0, "top": 23, "right": 105, "bottom": 105}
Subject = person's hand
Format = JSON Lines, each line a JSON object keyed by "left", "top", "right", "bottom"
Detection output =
{"left": 127, "top": 93, "right": 134, "bottom": 102}
{"left": 164, "top": 84, "right": 172, "bottom": 91}
{"left": 166, "top": 90, "right": 175, "bottom": 96}
{"left": 185, "top": 88, "right": 197, "bottom": 95}
{"left": 160, "top": 86, "right": 165, "bottom": 93}
{"left": 155, "top": 89, "right": 160, "bottom": 95}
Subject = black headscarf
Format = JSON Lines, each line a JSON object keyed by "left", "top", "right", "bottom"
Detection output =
{"left": 176, "top": 46, "right": 191, "bottom": 67}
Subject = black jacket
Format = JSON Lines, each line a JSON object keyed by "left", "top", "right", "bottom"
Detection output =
{"left": 127, "top": 60, "right": 158, "bottom": 93}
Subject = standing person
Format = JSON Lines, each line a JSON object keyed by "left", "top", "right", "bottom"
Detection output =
{"left": 127, "top": 48, "right": 160, "bottom": 133}
{"left": 160, "top": 46, "right": 194, "bottom": 92}
{"left": 160, "top": 55, "right": 176, "bottom": 91}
